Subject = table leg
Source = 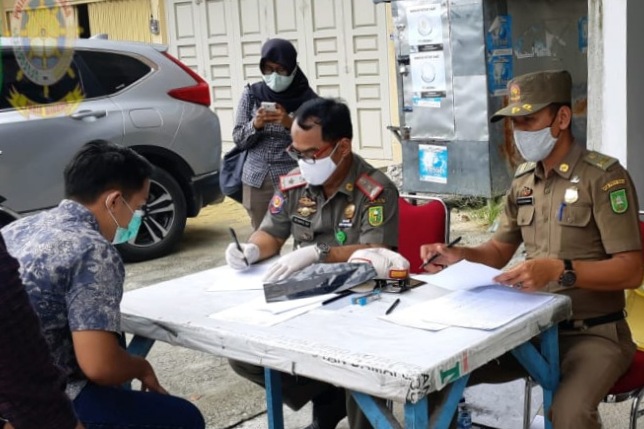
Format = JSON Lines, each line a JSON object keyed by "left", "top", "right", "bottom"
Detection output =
{"left": 511, "top": 325, "right": 559, "bottom": 429}
{"left": 127, "top": 335, "right": 156, "bottom": 357}
{"left": 540, "top": 326, "right": 560, "bottom": 429}
{"left": 428, "top": 375, "right": 468, "bottom": 429}
{"left": 264, "top": 368, "right": 284, "bottom": 429}
{"left": 351, "top": 391, "right": 402, "bottom": 429}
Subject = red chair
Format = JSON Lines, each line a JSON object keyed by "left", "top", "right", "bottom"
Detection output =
{"left": 397, "top": 194, "right": 450, "bottom": 274}
{"left": 602, "top": 220, "right": 644, "bottom": 428}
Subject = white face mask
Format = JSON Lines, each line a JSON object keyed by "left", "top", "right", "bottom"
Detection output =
{"left": 298, "top": 144, "right": 339, "bottom": 186}
{"left": 262, "top": 67, "right": 296, "bottom": 93}
{"left": 513, "top": 125, "right": 558, "bottom": 162}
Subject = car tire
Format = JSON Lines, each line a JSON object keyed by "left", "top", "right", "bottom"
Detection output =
{"left": 117, "top": 166, "right": 187, "bottom": 262}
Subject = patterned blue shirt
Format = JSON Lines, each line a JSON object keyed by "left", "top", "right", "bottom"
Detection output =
{"left": 1, "top": 199, "right": 124, "bottom": 400}
{"left": 232, "top": 85, "right": 298, "bottom": 188}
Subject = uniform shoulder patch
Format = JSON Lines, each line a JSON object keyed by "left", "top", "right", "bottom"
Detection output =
{"left": 514, "top": 162, "right": 536, "bottom": 178}
{"left": 583, "top": 151, "right": 618, "bottom": 171}
{"left": 356, "top": 173, "right": 384, "bottom": 201}
{"left": 279, "top": 172, "right": 307, "bottom": 192}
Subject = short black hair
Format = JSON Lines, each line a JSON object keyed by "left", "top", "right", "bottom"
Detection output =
{"left": 294, "top": 98, "right": 353, "bottom": 143}
{"left": 64, "top": 140, "right": 152, "bottom": 204}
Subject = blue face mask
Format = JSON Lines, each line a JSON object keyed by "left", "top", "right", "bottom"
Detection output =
{"left": 107, "top": 197, "right": 144, "bottom": 245}
{"left": 262, "top": 67, "right": 296, "bottom": 93}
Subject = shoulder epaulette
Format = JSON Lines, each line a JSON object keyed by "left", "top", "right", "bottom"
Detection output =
{"left": 514, "top": 162, "right": 536, "bottom": 178}
{"left": 356, "top": 172, "right": 384, "bottom": 201}
{"left": 279, "top": 172, "right": 306, "bottom": 192}
{"left": 583, "top": 151, "right": 618, "bottom": 171}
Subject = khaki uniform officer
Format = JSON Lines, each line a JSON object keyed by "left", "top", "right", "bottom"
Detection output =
{"left": 260, "top": 153, "right": 398, "bottom": 253}
{"left": 225, "top": 98, "right": 399, "bottom": 429}
{"left": 420, "top": 70, "right": 643, "bottom": 429}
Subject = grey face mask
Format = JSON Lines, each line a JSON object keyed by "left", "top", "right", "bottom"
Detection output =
{"left": 513, "top": 125, "right": 557, "bottom": 162}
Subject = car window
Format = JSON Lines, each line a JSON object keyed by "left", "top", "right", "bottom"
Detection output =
{"left": 0, "top": 49, "right": 84, "bottom": 110}
{"left": 75, "top": 50, "right": 151, "bottom": 97}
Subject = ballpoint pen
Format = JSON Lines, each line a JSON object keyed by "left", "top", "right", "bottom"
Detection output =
{"left": 229, "top": 227, "right": 249, "bottom": 266}
{"left": 385, "top": 298, "right": 400, "bottom": 315}
{"left": 418, "top": 236, "right": 463, "bottom": 271}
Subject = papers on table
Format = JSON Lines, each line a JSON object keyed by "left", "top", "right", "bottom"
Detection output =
{"left": 416, "top": 285, "right": 555, "bottom": 330}
{"left": 206, "top": 260, "right": 273, "bottom": 292}
{"left": 381, "top": 300, "right": 448, "bottom": 331}
{"left": 209, "top": 294, "right": 336, "bottom": 326}
{"left": 413, "top": 260, "right": 503, "bottom": 291}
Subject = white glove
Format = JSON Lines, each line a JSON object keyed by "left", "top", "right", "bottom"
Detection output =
{"left": 225, "top": 242, "right": 260, "bottom": 270}
{"left": 263, "top": 245, "right": 319, "bottom": 283}
{"left": 348, "top": 248, "right": 410, "bottom": 279}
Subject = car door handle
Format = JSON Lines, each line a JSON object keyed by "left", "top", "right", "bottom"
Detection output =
{"left": 70, "top": 110, "right": 107, "bottom": 119}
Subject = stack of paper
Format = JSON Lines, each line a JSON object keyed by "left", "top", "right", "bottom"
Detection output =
{"left": 412, "top": 260, "right": 503, "bottom": 291}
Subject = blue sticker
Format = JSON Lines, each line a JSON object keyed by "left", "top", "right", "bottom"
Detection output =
{"left": 486, "top": 15, "right": 512, "bottom": 55}
{"left": 578, "top": 16, "right": 588, "bottom": 53}
{"left": 487, "top": 55, "right": 513, "bottom": 96}
{"left": 418, "top": 144, "right": 448, "bottom": 184}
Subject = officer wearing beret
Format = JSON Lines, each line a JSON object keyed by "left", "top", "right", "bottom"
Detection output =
{"left": 225, "top": 97, "right": 399, "bottom": 429}
{"left": 421, "top": 70, "right": 643, "bottom": 428}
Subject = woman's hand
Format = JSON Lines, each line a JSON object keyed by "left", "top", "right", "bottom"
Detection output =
{"left": 253, "top": 104, "right": 292, "bottom": 130}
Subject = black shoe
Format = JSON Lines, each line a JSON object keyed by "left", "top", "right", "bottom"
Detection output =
{"left": 303, "top": 387, "right": 347, "bottom": 429}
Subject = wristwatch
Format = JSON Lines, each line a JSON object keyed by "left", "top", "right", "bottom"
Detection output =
{"left": 315, "top": 242, "right": 331, "bottom": 262}
{"left": 559, "top": 259, "right": 577, "bottom": 287}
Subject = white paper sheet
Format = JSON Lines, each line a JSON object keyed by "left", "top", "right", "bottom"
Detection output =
{"left": 418, "top": 285, "right": 556, "bottom": 330}
{"left": 207, "top": 260, "right": 273, "bottom": 292}
{"left": 380, "top": 300, "right": 448, "bottom": 331}
{"left": 208, "top": 294, "right": 336, "bottom": 326}
{"left": 414, "top": 260, "right": 503, "bottom": 291}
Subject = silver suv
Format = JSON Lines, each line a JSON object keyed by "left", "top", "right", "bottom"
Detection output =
{"left": 0, "top": 37, "right": 223, "bottom": 262}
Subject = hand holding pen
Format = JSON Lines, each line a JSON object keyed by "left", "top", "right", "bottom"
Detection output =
{"left": 229, "top": 228, "right": 249, "bottom": 266}
{"left": 418, "top": 236, "right": 463, "bottom": 272}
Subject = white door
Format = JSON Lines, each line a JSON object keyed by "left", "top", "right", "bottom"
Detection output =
{"left": 165, "top": 0, "right": 391, "bottom": 160}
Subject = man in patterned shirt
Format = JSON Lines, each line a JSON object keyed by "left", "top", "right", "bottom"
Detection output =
{"left": 1, "top": 141, "right": 205, "bottom": 429}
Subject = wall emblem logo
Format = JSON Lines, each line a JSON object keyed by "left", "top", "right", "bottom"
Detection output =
{"left": 10, "top": 0, "right": 83, "bottom": 117}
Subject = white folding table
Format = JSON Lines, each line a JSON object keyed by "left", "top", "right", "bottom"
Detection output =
{"left": 120, "top": 265, "right": 571, "bottom": 429}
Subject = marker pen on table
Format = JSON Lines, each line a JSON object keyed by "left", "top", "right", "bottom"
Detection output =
{"left": 385, "top": 298, "right": 401, "bottom": 315}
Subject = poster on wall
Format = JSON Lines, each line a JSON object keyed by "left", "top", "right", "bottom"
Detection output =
{"left": 410, "top": 51, "right": 447, "bottom": 107}
{"left": 486, "top": 15, "right": 513, "bottom": 56}
{"left": 419, "top": 144, "right": 448, "bottom": 184}
{"left": 486, "top": 15, "right": 513, "bottom": 96}
{"left": 407, "top": 4, "right": 443, "bottom": 48}
{"left": 487, "top": 55, "right": 513, "bottom": 96}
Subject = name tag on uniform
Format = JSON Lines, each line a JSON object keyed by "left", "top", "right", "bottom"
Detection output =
{"left": 291, "top": 216, "right": 311, "bottom": 228}
{"left": 516, "top": 196, "right": 534, "bottom": 206}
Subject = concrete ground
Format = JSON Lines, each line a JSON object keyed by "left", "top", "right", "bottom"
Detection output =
{"left": 124, "top": 198, "right": 636, "bottom": 429}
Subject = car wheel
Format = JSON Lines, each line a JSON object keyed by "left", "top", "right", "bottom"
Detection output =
{"left": 117, "top": 167, "right": 187, "bottom": 262}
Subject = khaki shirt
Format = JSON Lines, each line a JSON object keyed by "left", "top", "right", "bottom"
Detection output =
{"left": 260, "top": 154, "right": 399, "bottom": 250}
{"left": 494, "top": 143, "right": 641, "bottom": 318}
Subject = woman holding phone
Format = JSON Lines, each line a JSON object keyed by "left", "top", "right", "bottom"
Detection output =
{"left": 232, "top": 38, "right": 318, "bottom": 229}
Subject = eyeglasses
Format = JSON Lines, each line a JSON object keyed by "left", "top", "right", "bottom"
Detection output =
{"left": 262, "top": 65, "right": 290, "bottom": 76}
{"left": 286, "top": 143, "right": 336, "bottom": 164}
